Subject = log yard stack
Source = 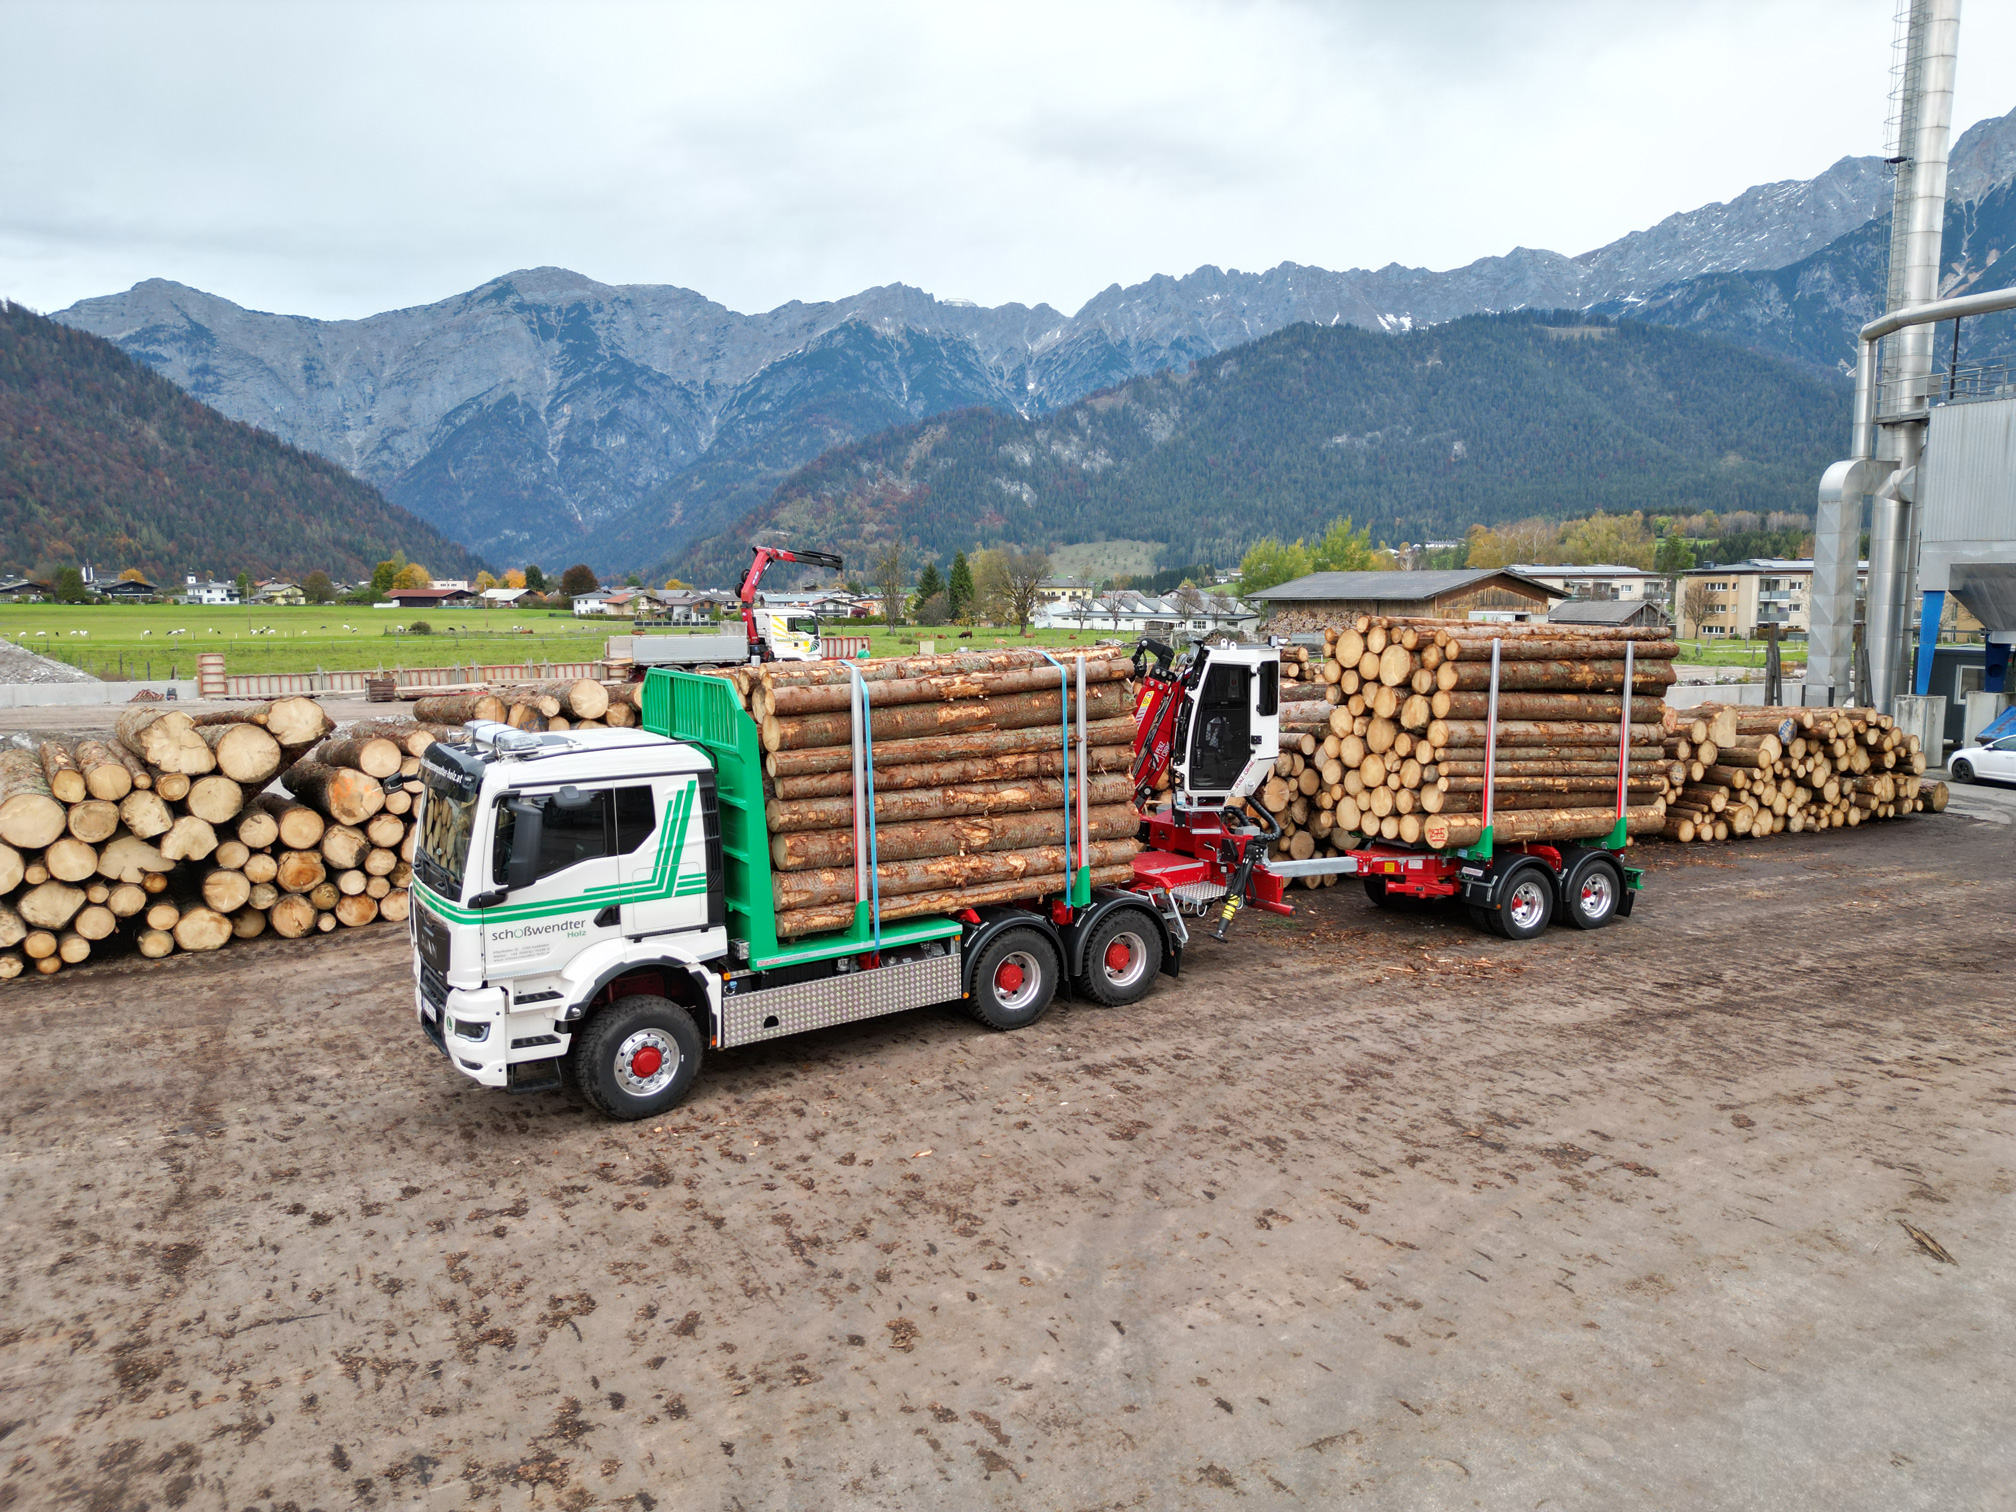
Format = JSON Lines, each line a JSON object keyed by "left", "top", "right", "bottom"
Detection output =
{"left": 700, "top": 648, "right": 1140, "bottom": 939}
{"left": 1657, "top": 702, "right": 1945, "bottom": 841}
{"left": 1251, "top": 616, "right": 1944, "bottom": 869}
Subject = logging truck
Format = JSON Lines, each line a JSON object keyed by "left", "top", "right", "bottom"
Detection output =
{"left": 408, "top": 639, "right": 1642, "bottom": 1119}
{"left": 409, "top": 663, "right": 1184, "bottom": 1119}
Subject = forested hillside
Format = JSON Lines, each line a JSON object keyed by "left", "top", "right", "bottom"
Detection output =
{"left": 0, "top": 301, "right": 485, "bottom": 583}
{"left": 669, "top": 312, "right": 1848, "bottom": 584}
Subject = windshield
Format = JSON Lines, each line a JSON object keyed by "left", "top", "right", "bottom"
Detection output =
{"left": 416, "top": 782, "right": 478, "bottom": 898}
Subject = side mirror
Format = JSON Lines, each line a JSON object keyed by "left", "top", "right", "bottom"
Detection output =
{"left": 505, "top": 797, "right": 545, "bottom": 891}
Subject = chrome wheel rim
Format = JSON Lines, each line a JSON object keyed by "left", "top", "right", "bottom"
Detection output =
{"left": 615, "top": 1028, "right": 678, "bottom": 1096}
{"left": 1508, "top": 879, "right": 1548, "bottom": 931}
{"left": 1578, "top": 871, "right": 1613, "bottom": 920}
{"left": 1099, "top": 931, "right": 1148, "bottom": 990}
{"left": 993, "top": 951, "right": 1043, "bottom": 1012}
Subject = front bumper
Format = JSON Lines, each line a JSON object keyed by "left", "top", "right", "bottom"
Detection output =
{"left": 415, "top": 978, "right": 514, "bottom": 1088}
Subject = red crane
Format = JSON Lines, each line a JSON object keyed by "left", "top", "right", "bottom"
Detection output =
{"left": 737, "top": 545, "right": 844, "bottom": 662}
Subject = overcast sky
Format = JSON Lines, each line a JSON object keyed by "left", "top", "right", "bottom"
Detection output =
{"left": 3, "top": 0, "right": 2012, "bottom": 321}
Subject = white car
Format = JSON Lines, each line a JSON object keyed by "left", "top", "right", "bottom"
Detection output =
{"left": 1949, "top": 733, "right": 2016, "bottom": 784}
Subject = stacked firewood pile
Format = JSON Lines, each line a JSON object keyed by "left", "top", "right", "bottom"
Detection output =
{"left": 1658, "top": 703, "right": 1945, "bottom": 841}
{"left": 702, "top": 649, "right": 1140, "bottom": 939}
{"left": 1255, "top": 618, "right": 1677, "bottom": 865}
{"left": 0, "top": 699, "right": 431, "bottom": 978}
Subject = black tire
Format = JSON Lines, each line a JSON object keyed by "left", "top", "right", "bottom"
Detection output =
{"left": 967, "top": 929, "right": 1060, "bottom": 1030}
{"left": 1951, "top": 759, "right": 1974, "bottom": 783}
{"left": 1489, "top": 864, "right": 1554, "bottom": 941}
{"left": 1561, "top": 855, "right": 1622, "bottom": 931}
{"left": 1363, "top": 877, "right": 1401, "bottom": 909}
{"left": 570, "top": 994, "right": 704, "bottom": 1121}
{"left": 1467, "top": 904, "right": 1496, "bottom": 933}
{"left": 1075, "top": 909, "right": 1163, "bottom": 1006}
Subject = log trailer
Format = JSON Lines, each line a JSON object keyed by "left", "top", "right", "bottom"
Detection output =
{"left": 407, "top": 641, "right": 1639, "bottom": 1119}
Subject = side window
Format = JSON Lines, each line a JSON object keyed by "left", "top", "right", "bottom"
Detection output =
{"left": 613, "top": 786, "right": 658, "bottom": 852}
{"left": 536, "top": 790, "right": 612, "bottom": 878}
{"left": 492, "top": 784, "right": 662, "bottom": 886}
{"left": 1257, "top": 659, "right": 1279, "bottom": 717}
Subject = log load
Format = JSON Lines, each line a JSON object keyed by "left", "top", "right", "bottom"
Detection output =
{"left": 115, "top": 707, "right": 216, "bottom": 775}
{"left": 196, "top": 722, "right": 284, "bottom": 784}
{"left": 73, "top": 739, "right": 134, "bottom": 801}
{"left": 0, "top": 750, "right": 67, "bottom": 850}
{"left": 413, "top": 693, "right": 507, "bottom": 725}
{"left": 759, "top": 682, "right": 1129, "bottom": 753}
{"left": 191, "top": 697, "right": 332, "bottom": 754}
{"left": 311, "top": 736, "right": 403, "bottom": 779}
{"left": 283, "top": 762, "right": 385, "bottom": 826}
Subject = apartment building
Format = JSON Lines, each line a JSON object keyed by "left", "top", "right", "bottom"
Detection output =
{"left": 1679, "top": 559, "right": 1868, "bottom": 638}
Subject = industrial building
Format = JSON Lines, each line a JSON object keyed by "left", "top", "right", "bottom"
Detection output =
{"left": 1806, "top": 0, "right": 2013, "bottom": 749}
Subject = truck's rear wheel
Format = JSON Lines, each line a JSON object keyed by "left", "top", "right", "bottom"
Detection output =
{"left": 1489, "top": 864, "right": 1555, "bottom": 941}
{"left": 1075, "top": 910, "right": 1161, "bottom": 1006}
{"left": 572, "top": 995, "right": 703, "bottom": 1120}
{"left": 968, "top": 930, "right": 1059, "bottom": 1030}
{"left": 1562, "top": 854, "right": 1622, "bottom": 931}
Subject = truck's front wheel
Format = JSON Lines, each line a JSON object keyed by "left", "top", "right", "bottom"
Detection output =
{"left": 572, "top": 995, "right": 704, "bottom": 1120}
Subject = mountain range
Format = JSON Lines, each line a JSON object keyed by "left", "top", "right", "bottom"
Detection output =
{"left": 0, "top": 301, "right": 482, "bottom": 585}
{"left": 45, "top": 105, "right": 2016, "bottom": 582}
{"left": 676, "top": 311, "right": 1848, "bottom": 584}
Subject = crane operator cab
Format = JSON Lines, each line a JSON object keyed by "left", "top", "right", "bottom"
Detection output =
{"left": 1170, "top": 645, "right": 1281, "bottom": 807}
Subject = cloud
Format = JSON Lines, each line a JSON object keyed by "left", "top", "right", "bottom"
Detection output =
{"left": 2, "top": 0, "right": 2011, "bottom": 320}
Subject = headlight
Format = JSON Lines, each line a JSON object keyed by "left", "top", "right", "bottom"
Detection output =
{"left": 450, "top": 1018, "right": 490, "bottom": 1041}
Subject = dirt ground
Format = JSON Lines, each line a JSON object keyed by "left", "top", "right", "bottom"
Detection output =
{"left": 2, "top": 813, "right": 2011, "bottom": 1512}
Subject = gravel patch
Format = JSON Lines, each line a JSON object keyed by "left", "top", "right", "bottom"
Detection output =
{"left": 0, "top": 635, "right": 100, "bottom": 685}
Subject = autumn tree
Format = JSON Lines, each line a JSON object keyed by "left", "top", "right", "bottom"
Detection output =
{"left": 118, "top": 566, "right": 147, "bottom": 583}
{"left": 1310, "top": 516, "right": 1387, "bottom": 572}
{"left": 1558, "top": 510, "right": 1655, "bottom": 569}
{"left": 559, "top": 564, "right": 599, "bottom": 599}
{"left": 303, "top": 570, "right": 334, "bottom": 603}
{"left": 1681, "top": 576, "right": 1716, "bottom": 637}
{"left": 974, "top": 549, "right": 1049, "bottom": 634}
{"left": 504, "top": 568, "right": 527, "bottom": 589}
{"left": 475, "top": 570, "right": 498, "bottom": 590}
{"left": 392, "top": 563, "right": 432, "bottom": 590}
{"left": 1237, "top": 537, "right": 1312, "bottom": 594}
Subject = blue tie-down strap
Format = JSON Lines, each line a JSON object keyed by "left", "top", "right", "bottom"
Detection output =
{"left": 1037, "top": 650, "right": 1076, "bottom": 896}
{"left": 844, "top": 662, "right": 882, "bottom": 956}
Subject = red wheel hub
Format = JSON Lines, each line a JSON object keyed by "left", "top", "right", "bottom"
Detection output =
{"left": 994, "top": 962, "right": 1025, "bottom": 995}
{"left": 630, "top": 1045, "right": 664, "bottom": 1078}
{"left": 1104, "top": 940, "right": 1133, "bottom": 973}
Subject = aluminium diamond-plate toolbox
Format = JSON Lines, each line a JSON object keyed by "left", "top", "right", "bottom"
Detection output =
{"left": 718, "top": 947, "right": 963, "bottom": 1049}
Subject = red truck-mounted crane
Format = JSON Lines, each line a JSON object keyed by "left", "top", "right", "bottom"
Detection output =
{"left": 738, "top": 545, "right": 845, "bottom": 663}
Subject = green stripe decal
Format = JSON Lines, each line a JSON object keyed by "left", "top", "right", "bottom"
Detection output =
{"left": 415, "top": 781, "right": 700, "bottom": 924}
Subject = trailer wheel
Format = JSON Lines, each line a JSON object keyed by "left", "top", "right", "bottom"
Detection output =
{"left": 571, "top": 995, "right": 704, "bottom": 1120}
{"left": 1489, "top": 863, "right": 1554, "bottom": 941}
{"left": 1562, "top": 854, "right": 1622, "bottom": 931}
{"left": 1075, "top": 910, "right": 1162, "bottom": 1007}
{"left": 968, "top": 930, "right": 1060, "bottom": 1030}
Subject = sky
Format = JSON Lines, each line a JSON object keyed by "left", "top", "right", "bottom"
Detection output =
{"left": 3, "top": 0, "right": 2013, "bottom": 322}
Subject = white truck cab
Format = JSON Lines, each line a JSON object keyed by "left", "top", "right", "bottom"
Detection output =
{"left": 410, "top": 723, "right": 727, "bottom": 1114}
{"left": 755, "top": 603, "right": 822, "bottom": 661}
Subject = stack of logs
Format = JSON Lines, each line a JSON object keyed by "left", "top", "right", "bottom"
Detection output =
{"left": 1253, "top": 617, "right": 1678, "bottom": 869}
{"left": 408, "top": 678, "right": 640, "bottom": 731}
{"left": 703, "top": 649, "right": 1140, "bottom": 939}
{"left": 1658, "top": 703, "right": 1946, "bottom": 841}
{"left": 0, "top": 699, "right": 432, "bottom": 978}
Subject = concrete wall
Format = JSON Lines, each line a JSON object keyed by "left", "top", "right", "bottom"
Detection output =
{"left": 0, "top": 681, "right": 199, "bottom": 707}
